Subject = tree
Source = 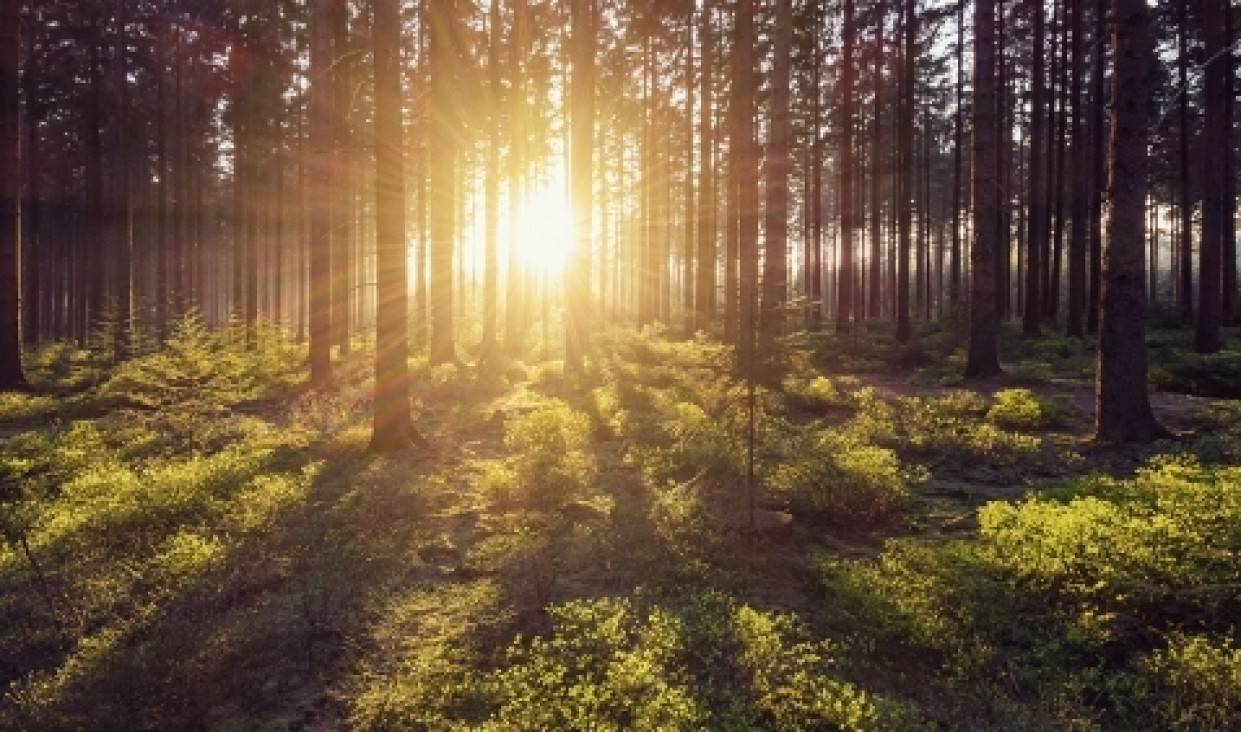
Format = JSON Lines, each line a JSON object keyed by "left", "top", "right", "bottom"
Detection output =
{"left": 761, "top": 0, "right": 792, "bottom": 342}
{"left": 964, "top": 0, "right": 1002, "bottom": 378}
{"left": 835, "top": 0, "right": 856, "bottom": 335}
{"left": 0, "top": 0, "right": 25, "bottom": 389}
{"left": 565, "top": 0, "right": 595, "bottom": 376}
{"left": 895, "top": 0, "right": 916, "bottom": 343}
{"left": 369, "top": 0, "right": 424, "bottom": 452}
{"left": 1195, "top": 0, "right": 1226, "bottom": 354}
{"left": 1094, "top": 0, "right": 1167, "bottom": 442}
{"left": 1022, "top": 0, "right": 1047, "bottom": 335}
{"left": 428, "top": 0, "right": 462, "bottom": 365}
{"left": 307, "top": 0, "right": 335, "bottom": 387}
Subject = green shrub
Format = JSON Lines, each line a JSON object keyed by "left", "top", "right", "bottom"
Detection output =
{"left": 479, "top": 593, "right": 918, "bottom": 731}
{"left": 986, "top": 388, "right": 1064, "bottom": 430}
{"left": 101, "top": 312, "right": 256, "bottom": 448}
{"left": 980, "top": 457, "right": 1241, "bottom": 624}
{"left": 1149, "top": 350, "right": 1241, "bottom": 398}
{"left": 768, "top": 430, "right": 916, "bottom": 525}
{"left": 1141, "top": 634, "right": 1241, "bottom": 729}
{"left": 503, "top": 398, "right": 597, "bottom": 511}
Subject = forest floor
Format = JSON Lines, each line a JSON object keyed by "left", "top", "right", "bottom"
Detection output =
{"left": 1, "top": 321, "right": 1240, "bottom": 730}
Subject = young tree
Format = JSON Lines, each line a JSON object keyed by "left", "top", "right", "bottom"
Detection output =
{"left": 0, "top": 0, "right": 25, "bottom": 389}
{"left": 964, "top": 0, "right": 1002, "bottom": 378}
{"left": 369, "top": 0, "right": 424, "bottom": 452}
{"left": 1095, "top": 0, "right": 1167, "bottom": 442}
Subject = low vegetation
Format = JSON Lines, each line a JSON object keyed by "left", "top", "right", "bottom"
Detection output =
{"left": 2, "top": 318, "right": 1239, "bottom": 729}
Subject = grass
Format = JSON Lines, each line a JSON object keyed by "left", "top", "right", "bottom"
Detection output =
{"left": 1, "top": 320, "right": 1239, "bottom": 729}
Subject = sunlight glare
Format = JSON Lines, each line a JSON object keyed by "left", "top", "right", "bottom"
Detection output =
{"left": 514, "top": 185, "right": 576, "bottom": 277}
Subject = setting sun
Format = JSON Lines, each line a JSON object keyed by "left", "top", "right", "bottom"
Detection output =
{"left": 513, "top": 185, "right": 576, "bottom": 277}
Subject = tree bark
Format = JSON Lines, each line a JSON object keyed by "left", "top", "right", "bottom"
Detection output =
{"left": 1195, "top": 0, "right": 1226, "bottom": 354}
{"left": 761, "top": 0, "right": 792, "bottom": 342}
{"left": 565, "top": 0, "right": 595, "bottom": 374}
{"left": 835, "top": 0, "right": 856, "bottom": 334}
{"left": 965, "top": 0, "right": 1002, "bottom": 378}
{"left": 1095, "top": 0, "right": 1167, "bottom": 442}
{"left": 369, "top": 0, "right": 424, "bottom": 452}
{"left": 1023, "top": 0, "right": 1047, "bottom": 335}
{"left": 0, "top": 0, "right": 25, "bottom": 388}
{"left": 308, "top": 0, "right": 335, "bottom": 387}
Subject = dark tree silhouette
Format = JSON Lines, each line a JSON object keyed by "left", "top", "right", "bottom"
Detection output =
{"left": 965, "top": 0, "right": 1002, "bottom": 378}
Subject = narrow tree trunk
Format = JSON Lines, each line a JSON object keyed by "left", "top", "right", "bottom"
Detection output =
{"left": 836, "top": 0, "right": 856, "bottom": 334}
{"left": 694, "top": 0, "right": 717, "bottom": 332}
{"left": 565, "top": 0, "right": 595, "bottom": 374}
{"left": 1177, "top": 5, "right": 1193, "bottom": 321}
{"left": 896, "top": 0, "right": 916, "bottom": 343}
{"left": 761, "top": 0, "right": 792, "bottom": 342}
{"left": 1023, "top": 0, "right": 1047, "bottom": 334}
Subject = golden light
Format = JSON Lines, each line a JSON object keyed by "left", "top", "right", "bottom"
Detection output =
{"left": 513, "top": 184, "right": 576, "bottom": 277}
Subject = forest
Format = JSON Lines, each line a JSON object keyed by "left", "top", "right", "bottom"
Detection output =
{"left": 1, "top": 0, "right": 1240, "bottom": 728}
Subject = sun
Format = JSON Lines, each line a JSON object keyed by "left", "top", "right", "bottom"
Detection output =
{"left": 514, "top": 185, "right": 576, "bottom": 277}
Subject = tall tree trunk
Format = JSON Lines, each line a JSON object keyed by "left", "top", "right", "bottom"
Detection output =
{"left": 308, "top": 0, "right": 335, "bottom": 386}
{"left": 565, "top": 0, "right": 595, "bottom": 374}
{"left": 0, "top": 0, "right": 25, "bottom": 388}
{"left": 836, "top": 0, "right": 856, "bottom": 334}
{"left": 331, "top": 0, "right": 352, "bottom": 353}
{"left": 1086, "top": 0, "right": 1105, "bottom": 333}
{"left": 480, "top": 0, "right": 501, "bottom": 360}
{"left": 965, "top": 0, "right": 1002, "bottom": 378}
{"left": 694, "top": 0, "right": 716, "bottom": 332}
{"left": 733, "top": 0, "right": 758, "bottom": 374}
{"left": 761, "top": 0, "right": 792, "bottom": 342}
{"left": 1224, "top": 1, "right": 1237, "bottom": 324}
{"left": 428, "top": 0, "right": 459, "bottom": 365}
{"left": 1196, "top": 0, "right": 1226, "bottom": 354}
{"left": 871, "top": 15, "right": 885, "bottom": 320}
{"left": 1023, "top": 0, "right": 1047, "bottom": 334}
{"left": 1066, "top": 0, "right": 1087, "bottom": 336}
{"left": 21, "top": 65, "right": 39, "bottom": 347}
{"left": 370, "top": 0, "right": 423, "bottom": 452}
{"left": 896, "top": 0, "right": 916, "bottom": 343}
{"left": 1177, "top": 4, "right": 1193, "bottom": 321}
{"left": 1095, "top": 0, "right": 1166, "bottom": 442}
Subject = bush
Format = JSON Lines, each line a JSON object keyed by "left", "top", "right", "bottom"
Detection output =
{"left": 479, "top": 593, "right": 919, "bottom": 731}
{"left": 100, "top": 312, "right": 256, "bottom": 449}
{"left": 1142, "top": 634, "right": 1241, "bottom": 729}
{"left": 986, "top": 388, "right": 1065, "bottom": 430}
{"left": 768, "top": 430, "right": 916, "bottom": 525}
{"left": 502, "top": 398, "right": 597, "bottom": 511}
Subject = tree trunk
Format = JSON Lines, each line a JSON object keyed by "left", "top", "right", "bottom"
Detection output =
{"left": 1023, "top": 0, "right": 1047, "bottom": 335}
{"left": 428, "top": 0, "right": 459, "bottom": 365}
{"left": 694, "top": 0, "right": 716, "bottom": 333}
{"left": 369, "top": 0, "right": 424, "bottom": 452}
{"left": 965, "top": 0, "right": 1002, "bottom": 378}
{"left": 835, "top": 0, "right": 856, "bottom": 334}
{"left": 1177, "top": 4, "right": 1193, "bottom": 321}
{"left": 1095, "top": 0, "right": 1167, "bottom": 442}
{"left": 1066, "top": 0, "right": 1087, "bottom": 336}
{"left": 1196, "top": 0, "right": 1226, "bottom": 354}
{"left": 565, "top": 0, "right": 595, "bottom": 374}
{"left": 0, "top": 0, "right": 25, "bottom": 388}
{"left": 896, "top": 0, "right": 915, "bottom": 343}
{"left": 761, "top": 0, "right": 792, "bottom": 342}
{"left": 733, "top": 0, "right": 758, "bottom": 374}
{"left": 308, "top": 0, "right": 335, "bottom": 387}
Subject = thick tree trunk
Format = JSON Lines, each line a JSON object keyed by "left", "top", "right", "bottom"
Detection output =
{"left": 370, "top": 0, "right": 423, "bottom": 452}
{"left": 1095, "top": 0, "right": 1167, "bottom": 442}
{"left": 307, "top": 0, "right": 335, "bottom": 386}
{"left": 1196, "top": 0, "right": 1226, "bottom": 353}
{"left": 0, "top": 0, "right": 25, "bottom": 388}
{"left": 965, "top": 0, "right": 1002, "bottom": 378}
